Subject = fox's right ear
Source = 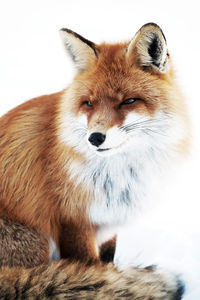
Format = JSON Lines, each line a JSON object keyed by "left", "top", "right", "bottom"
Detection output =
{"left": 59, "top": 28, "right": 97, "bottom": 71}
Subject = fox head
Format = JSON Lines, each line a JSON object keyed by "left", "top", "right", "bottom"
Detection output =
{"left": 58, "top": 23, "right": 189, "bottom": 158}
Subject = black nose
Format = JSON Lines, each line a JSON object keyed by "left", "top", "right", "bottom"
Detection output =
{"left": 88, "top": 132, "right": 106, "bottom": 147}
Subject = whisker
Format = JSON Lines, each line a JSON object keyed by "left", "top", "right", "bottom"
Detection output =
{"left": 120, "top": 115, "right": 171, "bottom": 133}
{"left": 72, "top": 127, "right": 87, "bottom": 137}
{"left": 120, "top": 116, "right": 150, "bottom": 130}
{"left": 121, "top": 124, "right": 168, "bottom": 136}
{"left": 121, "top": 121, "right": 159, "bottom": 132}
{"left": 120, "top": 114, "right": 172, "bottom": 132}
{"left": 120, "top": 118, "right": 170, "bottom": 138}
{"left": 143, "top": 128, "right": 168, "bottom": 137}
{"left": 121, "top": 119, "right": 157, "bottom": 130}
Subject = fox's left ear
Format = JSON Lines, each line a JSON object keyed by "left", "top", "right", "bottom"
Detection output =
{"left": 60, "top": 28, "right": 97, "bottom": 71}
{"left": 127, "top": 23, "right": 169, "bottom": 73}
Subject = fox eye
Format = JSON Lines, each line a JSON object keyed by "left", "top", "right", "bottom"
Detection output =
{"left": 83, "top": 100, "right": 93, "bottom": 107}
{"left": 120, "top": 98, "right": 139, "bottom": 105}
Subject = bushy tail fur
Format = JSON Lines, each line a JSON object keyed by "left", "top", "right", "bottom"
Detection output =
{"left": 0, "top": 260, "right": 182, "bottom": 299}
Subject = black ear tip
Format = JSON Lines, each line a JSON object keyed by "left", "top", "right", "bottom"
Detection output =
{"left": 140, "top": 22, "right": 166, "bottom": 42}
{"left": 60, "top": 28, "right": 73, "bottom": 34}
{"left": 141, "top": 22, "right": 161, "bottom": 29}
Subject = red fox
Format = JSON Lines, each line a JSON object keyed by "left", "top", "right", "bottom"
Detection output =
{"left": 0, "top": 23, "right": 189, "bottom": 299}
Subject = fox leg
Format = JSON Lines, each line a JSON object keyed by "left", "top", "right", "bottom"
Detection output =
{"left": 100, "top": 236, "right": 116, "bottom": 263}
{"left": 59, "top": 221, "right": 99, "bottom": 263}
{"left": 0, "top": 216, "right": 57, "bottom": 268}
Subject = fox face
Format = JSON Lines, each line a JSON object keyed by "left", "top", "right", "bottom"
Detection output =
{"left": 58, "top": 24, "right": 188, "bottom": 158}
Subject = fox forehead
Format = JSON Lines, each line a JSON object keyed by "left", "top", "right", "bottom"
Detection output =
{"left": 73, "top": 43, "right": 168, "bottom": 109}
{"left": 76, "top": 43, "right": 144, "bottom": 98}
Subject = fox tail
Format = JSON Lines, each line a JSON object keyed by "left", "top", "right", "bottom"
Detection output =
{"left": 0, "top": 260, "right": 184, "bottom": 299}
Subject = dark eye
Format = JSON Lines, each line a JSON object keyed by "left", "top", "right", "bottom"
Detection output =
{"left": 120, "top": 98, "right": 139, "bottom": 105}
{"left": 83, "top": 100, "right": 93, "bottom": 107}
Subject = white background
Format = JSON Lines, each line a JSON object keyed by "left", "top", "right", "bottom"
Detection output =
{"left": 0, "top": 0, "right": 200, "bottom": 295}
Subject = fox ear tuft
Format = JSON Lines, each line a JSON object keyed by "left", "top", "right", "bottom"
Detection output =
{"left": 59, "top": 28, "right": 97, "bottom": 71}
{"left": 127, "top": 23, "right": 168, "bottom": 73}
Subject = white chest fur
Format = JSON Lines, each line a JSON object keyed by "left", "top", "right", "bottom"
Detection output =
{"left": 67, "top": 146, "right": 163, "bottom": 227}
{"left": 89, "top": 153, "right": 142, "bottom": 225}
